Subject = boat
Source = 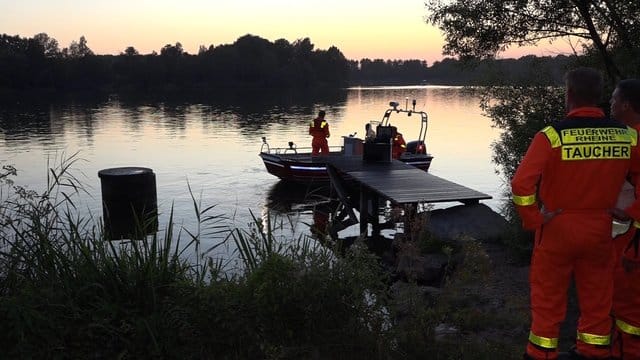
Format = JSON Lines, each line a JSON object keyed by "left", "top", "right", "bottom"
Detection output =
{"left": 259, "top": 100, "right": 434, "bottom": 183}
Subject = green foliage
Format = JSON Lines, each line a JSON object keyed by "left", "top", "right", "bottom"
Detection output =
{"left": 0, "top": 159, "right": 394, "bottom": 359}
{"left": 425, "top": 0, "right": 640, "bottom": 81}
{"left": 478, "top": 83, "right": 565, "bottom": 258}
{"left": 482, "top": 85, "right": 565, "bottom": 181}
{"left": 389, "top": 239, "right": 526, "bottom": 359}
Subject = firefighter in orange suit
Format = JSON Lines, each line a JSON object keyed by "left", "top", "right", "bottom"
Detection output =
{"left": 309, "top": 110, "right": 330, "bottom": 156}
{"left": 610, "top": 79, "right": 640, "bottom": 360}
{"left": 512, "top": 68, "right": 640, "bottom": 360}
{"left": 392, "top": 132, "right": 406, "bottom": 159}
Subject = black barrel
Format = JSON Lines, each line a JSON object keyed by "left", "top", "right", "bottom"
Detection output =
{"left": 98, "top": 167, "right": 158, "bottom": 240}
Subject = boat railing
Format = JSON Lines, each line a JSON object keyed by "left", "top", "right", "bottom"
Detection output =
{"left": 380, "top": 99, "right": 429, "bottom": 147}
{"left": 260, "top": 137, "right": 343, "bottom": 155}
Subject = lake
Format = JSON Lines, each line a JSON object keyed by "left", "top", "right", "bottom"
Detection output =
{"left": 0, "top": 86, "right": 505, "bottom": 257}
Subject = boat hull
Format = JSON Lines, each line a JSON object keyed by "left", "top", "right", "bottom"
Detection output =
{"left": 259, "top": 151, "right": 433, "bottom": 183}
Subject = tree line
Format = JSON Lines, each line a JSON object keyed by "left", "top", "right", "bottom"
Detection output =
{"left": 0, "top": 33, "right": 350, "bottom": 94}
{"left": 0, "top": 32, "right": 577, "bottom": 95}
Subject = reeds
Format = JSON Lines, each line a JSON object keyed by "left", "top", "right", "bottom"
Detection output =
{"left": 0, "top": 156, "right": 394, "bottom": 359}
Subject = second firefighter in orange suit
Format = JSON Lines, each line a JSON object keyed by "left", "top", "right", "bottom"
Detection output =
{"left": 610, "top": 79, "right": 640, "bottom": 360}
{"left": 392, "top": 132, "right": 406, "bottom": 159}
{"left": 309, "top": 110, "right": 330, "bottom": 156}
{"left": 511, "top": 68, "right": 640, "bottom": 359}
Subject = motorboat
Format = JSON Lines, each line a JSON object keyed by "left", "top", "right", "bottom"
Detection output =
{"left": 259, "top": 100, "right": 434, "bottom": 183}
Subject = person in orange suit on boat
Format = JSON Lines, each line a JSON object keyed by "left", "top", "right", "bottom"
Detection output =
{"left": 609, "top": 79, "right": 640, "bottom": 360}
{"left": 511, "top": 67, "right": 640, "bottom": 360}
{"left": 309, "top": 110, "right": 330, "bottom": 156}
{"left": 392, "top": 131, "right": 406, "bottom": 159}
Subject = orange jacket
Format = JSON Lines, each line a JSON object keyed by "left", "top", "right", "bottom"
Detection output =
{"left": 309, "top": 117, "right": 330, "bottom": 139}
{"left": 511, "top": 107, "right": 640, "bottom": 230}
{"left": 392, "top": 132, "right": 407, "bottom": 159}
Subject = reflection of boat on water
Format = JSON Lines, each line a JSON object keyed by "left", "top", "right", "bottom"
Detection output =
{"left": 264, "top": 180, "right": 351, "bottom": 241}
{"left": 259, "top": 100, "right": 434, "bottom": 183}
{"left": 264, "top": 180, "right": 332, "bottom": 213}
{"left": 264, "top": 180, "right": 391, "bottom": 246}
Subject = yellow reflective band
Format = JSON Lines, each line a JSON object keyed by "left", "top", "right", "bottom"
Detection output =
{"left": 576, "top": 331, "right": 610, "bottom": 346}
{"left": 542, "top": 126, "right": 561, "bottom": 148}
{"left": 401, "top": 144, "right": 406, "bottom": 148}
{"left": 616, "top": 319, "right": 640, "bottom": 336}
{"left": 513, "top": 193, "right": 536, "bottom": 206}
{"left": 321, "top": 121, "right": 327, "bottom": 128}
{"left": 628, "top": 126, "right": 638, "bottom": 146}
{"left": 634, "top": 221, "right": 640, "bottom": 229}
{"left": 561, "top": 127, "right": 630, "bottom": 144}
{"left": 528, "top": 331, "right": 558, "bottom": 349}
{"left": 561, "top": 144, "right": 630, "bottom": 160}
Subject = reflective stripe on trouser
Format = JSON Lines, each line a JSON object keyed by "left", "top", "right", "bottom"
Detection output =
{"left": 612, "top": 228, "right": 640, "bottom": 359}
{"left": 616, "top": 318, "right": 640, "bottom": 336}
{"left": 576, "top": 331, "right": 610, "bottom": 346}
{"left": 526, "top": 212, "right": 614, "bottom": 359}
{"left": 527, "top": 331, "right": 558, "bottom": 359}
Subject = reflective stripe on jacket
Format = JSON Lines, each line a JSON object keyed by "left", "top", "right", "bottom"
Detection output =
{"left": 309, "top": 117, "right": 329, "bottom": 138}
{"left": 511, "top": 107, "right": 640, "bottom": 230}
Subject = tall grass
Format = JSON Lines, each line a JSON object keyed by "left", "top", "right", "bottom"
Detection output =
{"left": 0, "top": 157, "right": 394, "bottom": 359}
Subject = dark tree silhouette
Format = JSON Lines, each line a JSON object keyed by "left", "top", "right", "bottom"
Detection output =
{"left": 0, "top": 32, "right": 575, "bottom": 95}
{"left": 425, "top": 0, "right": 640, "bottom": 82}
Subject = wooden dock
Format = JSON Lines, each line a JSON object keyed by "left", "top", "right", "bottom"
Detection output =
{"left": 325, "top": 157, "right": 492, "bottom": 236}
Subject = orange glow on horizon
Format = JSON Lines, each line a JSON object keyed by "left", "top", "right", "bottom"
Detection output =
{"left": 1, "top": 0, "right": 577, "bottom": 64}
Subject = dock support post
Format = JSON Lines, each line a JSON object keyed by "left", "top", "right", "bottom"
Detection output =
{"left": 371, "top": 193, "right": 380, "bottom": 237}
{"left": 360, "top": 186, "right": 369, "bottom": 236}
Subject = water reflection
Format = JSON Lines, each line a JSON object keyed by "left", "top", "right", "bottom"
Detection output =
{"left": 0, "top": 86, "right": 503, "bottom": 250}
{"left": 265, "top": 181, "right": 331, "bottom": 213}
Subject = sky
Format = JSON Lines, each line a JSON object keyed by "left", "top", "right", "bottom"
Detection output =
{"left": 1, "top": 0, "right": 574, "bottom": 64}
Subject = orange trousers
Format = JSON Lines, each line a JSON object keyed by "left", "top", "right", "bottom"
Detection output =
{"left": 526, "top": 212, "right": 614, "bottom": 360}
{"left": 311, "top": 137, "right": 329, "bottom": 156}
{"left": 612, "top": 229, "right": 640, "bottom": 360}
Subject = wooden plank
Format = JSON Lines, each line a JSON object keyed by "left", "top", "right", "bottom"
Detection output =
{"left": 346, "top": 169, "right": 490, "bottom": 204}
{"left": 326, "top": 157, "right": 491, "bottom": 206}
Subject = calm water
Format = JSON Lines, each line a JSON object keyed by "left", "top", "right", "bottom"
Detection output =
{"left": 0, "top": 86, "right": 505, "bottom": 254}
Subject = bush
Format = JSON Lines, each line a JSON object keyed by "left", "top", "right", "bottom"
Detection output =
{"left": 0, "top": 159, "right": 393, "bottom": 359}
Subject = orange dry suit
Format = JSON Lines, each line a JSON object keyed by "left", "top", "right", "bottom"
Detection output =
{"left": 511, "top": 107, "right": 640, "bottom": 360}
{"left": 392, "top": 132, "right": 406, "bottom": 159}
{"left": 309, "top": 116, "right": 330, "bottom": 156}
{"left": 612, "top": 123, "right": 640, "bottom": 360}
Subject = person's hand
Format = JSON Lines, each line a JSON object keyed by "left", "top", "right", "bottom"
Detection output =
{"left": 542, "top": 208, "right": 562, "bottom": 224}
{"left": 609, "top": 207, "right": 631, "bottom": 222}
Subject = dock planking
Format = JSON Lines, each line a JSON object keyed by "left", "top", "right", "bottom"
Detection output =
{"left": 326, "top": 156, "right": 492, "bottom": 206}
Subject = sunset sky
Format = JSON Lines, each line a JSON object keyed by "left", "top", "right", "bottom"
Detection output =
{"left": 2, "top": 0, "right": 574, "bottom": 64}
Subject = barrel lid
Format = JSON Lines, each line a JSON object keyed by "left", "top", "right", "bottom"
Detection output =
{"left": 98, "top": 167, "right": 154, "bottom": 177}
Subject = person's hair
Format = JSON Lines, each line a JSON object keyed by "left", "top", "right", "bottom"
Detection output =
{"left": 616, "top": 79, "right": 640, "bottom": 113}
{"left": 365, "top": 123, "right": 371, "bottom": 130}
{"left": 565, "top": 67, "right": 603, "bottom": 106}
{"left": 318, "top": 110, "right": 326, "bottom": 117}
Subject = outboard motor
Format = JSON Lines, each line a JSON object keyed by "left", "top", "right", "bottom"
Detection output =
{"left": 406, "top": 140, "right": 426, "bottom": 154}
